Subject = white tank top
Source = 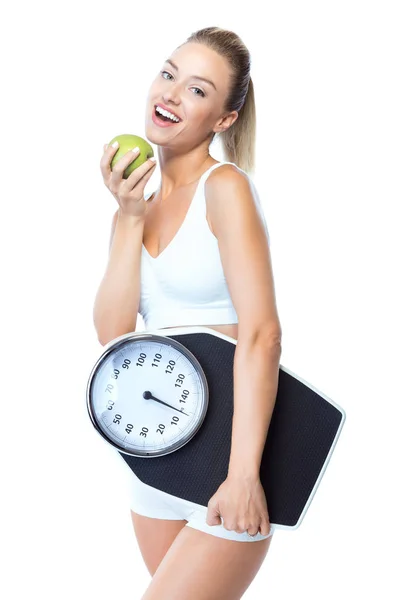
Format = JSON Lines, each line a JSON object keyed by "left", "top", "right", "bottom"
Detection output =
{"left": 139, "top": 161, "right": 270, "bottom": 330}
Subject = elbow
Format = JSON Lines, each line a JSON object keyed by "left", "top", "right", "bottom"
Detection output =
{"left": 93, "top": 312, "right": 138, "bottom": 347}
{"left": 261, "top": 328, "right": 282, "bottom": 348}
{"left": 96, "top": 330, "right": 111, "bottom": 347}
{"left": 239, "top": 324, "right": 282, "bottom": 349}
{"left": 97, "top": 335, "right": 109, "bottom": 347}
{"left": 95, "top": 323, "right": 137, "bottom": 347}
{"left": 236, "top": 329, "right": 282, "bottom": 362}
{"left": 261, "top": 329, "right": 282, "bottom": 353}
{"left": 97, "top": 331, "right": 136, "bottom": 347}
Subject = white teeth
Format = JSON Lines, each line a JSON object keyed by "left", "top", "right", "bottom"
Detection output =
{"left": 155, "top": 106, "right": 180, "bottom": 122}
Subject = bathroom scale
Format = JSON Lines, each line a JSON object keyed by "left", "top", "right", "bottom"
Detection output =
{"left": 86, "top": 326, "right": 346, "bottom": 532}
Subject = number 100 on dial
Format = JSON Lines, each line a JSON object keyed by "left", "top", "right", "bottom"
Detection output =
{"left": 86, "top": 333, "right": 209, "bottom": 458}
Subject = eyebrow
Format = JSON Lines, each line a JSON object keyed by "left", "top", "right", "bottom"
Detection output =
{"left": 164, "top": 59, "right": 217, "bottom": 91}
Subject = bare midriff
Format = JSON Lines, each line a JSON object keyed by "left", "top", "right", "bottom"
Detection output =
{"left": 158, "top": 322, "right": 238, "bottom": 342}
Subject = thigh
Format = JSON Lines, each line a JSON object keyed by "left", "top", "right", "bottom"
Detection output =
{"left": 128, "top": 471, "right": 195, "bottom": 575}
{"left": 130, "top": 510, "right": 188, "bottom": 577}
{"left": 140, "top": 525, "right": 274, "bottom": 600}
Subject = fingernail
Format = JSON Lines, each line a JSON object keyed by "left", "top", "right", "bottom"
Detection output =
{"left": 132, "top": 146, "right": 140, "bottom": 153}
{"left": 150, "top": 156, "right": 156, "bottom": 161}
{"left": 112, "top": 141, "right": 119, "bottom": 148}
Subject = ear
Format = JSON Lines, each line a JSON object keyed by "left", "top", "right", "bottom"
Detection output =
{"left": 213, "top": 110, "right": 239, "bottom": 134}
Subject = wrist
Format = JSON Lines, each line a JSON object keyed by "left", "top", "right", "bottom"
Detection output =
{"left": 117, "top": 210, "right": 145, "bottom": 225}
{"left": 227, "top": 464, "right": 260, "bottom": 482}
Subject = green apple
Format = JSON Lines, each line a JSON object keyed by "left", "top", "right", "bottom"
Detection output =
{"left": 109, "top": 134, "right": 154, "bottom": 179}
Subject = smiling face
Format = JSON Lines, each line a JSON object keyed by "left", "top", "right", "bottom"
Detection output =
{"left": 145, "top": 42, "right": 239, "bottom": 150}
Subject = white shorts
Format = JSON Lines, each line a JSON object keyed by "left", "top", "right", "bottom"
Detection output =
{"left": 128, "top": 470, "right": 275, "bottom": 543}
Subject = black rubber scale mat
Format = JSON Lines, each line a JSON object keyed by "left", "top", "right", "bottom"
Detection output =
{"left": 118, "top": 329, "right": 346, "bottom": 529}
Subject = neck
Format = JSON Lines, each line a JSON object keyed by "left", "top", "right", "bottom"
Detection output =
{"left": 156, "top": 147, "right": 216, "bottom": 196}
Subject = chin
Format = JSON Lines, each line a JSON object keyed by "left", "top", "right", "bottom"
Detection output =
{"left": 144, "top": 121, "right": 177, "bottom": 148}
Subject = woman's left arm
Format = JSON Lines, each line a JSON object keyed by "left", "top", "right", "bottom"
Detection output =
{"left": 228, "top": 331, "right": 281, "bottom": 479}
{"left": 204, "top": 166, "right": 282, "bottom": 533}
{"left": 206, "top": 168, "right": 282, "bottom": 475}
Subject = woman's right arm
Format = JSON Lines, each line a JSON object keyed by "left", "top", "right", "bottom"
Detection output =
{"left": 93, "top": 210, "right": 145, "bottom": 346}
{"left": 92, "top": 142, "right": 157, "bottom": 346}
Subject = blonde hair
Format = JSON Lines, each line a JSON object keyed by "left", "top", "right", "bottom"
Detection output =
{"left": 182, "top": 26, "right": 256, "bottom": 175}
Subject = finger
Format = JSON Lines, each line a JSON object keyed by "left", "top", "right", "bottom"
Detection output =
{"left": 234, "top": 526, "right": 247, "bottom": 534}
{"left": 206, "top": 513, "right": 222, "bottom": 526}
{"left": 124, "top": 158, "right": 157, "bottom": 192}
{"left": 100, "top": 142, "right": 120, "bottom": 179}
{"left": 109, "top": 146, "right": 141, "bottom": 178}
{"left": 206, "top": 506, "right": 222, "bottom": 526}
{"left": 118, "top": 152, "right": 155, "bottom": 180}
{"left": 259, "top": 517, "right": 271, "bottom": 537}
{"left": 244, "top": 523, "right": 261, "bottom": 536}
{"left": 110, "top": 150, "right": 155, "bottom": 187}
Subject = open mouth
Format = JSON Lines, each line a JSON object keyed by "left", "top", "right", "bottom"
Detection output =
{"left": 153, "top": 105, "right": 181, "bottom": 123}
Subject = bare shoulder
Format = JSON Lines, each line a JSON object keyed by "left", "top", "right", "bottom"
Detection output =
{"left": 204, "top": 164, "right": 259, "bottom": 235}
{"left": 205, "top": 163, "right": 252, "bottom": 203}
{"left": 207, "top": 162, "right": 245, "bottom": 183}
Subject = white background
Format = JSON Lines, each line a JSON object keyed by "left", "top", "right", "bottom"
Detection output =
{"left": 1, "top": 1, "right": 399, "bottom": 598}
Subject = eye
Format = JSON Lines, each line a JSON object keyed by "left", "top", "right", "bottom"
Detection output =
{"left": 160, "top": 71, "right": 205, "bottom": 97}
{"left": 192, "top": 87, "right": 205, "bottom": 97}
{"left": 161, "top": 70, "right": 173, "bottom": 80}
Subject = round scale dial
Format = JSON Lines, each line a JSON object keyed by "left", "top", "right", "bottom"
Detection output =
{"left": 86, "top": 333, "right": 209, "bottom": 457}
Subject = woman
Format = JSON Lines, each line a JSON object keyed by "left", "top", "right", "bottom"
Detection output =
{"left": 94, "top": 26, "right": 282, "bottom": 600}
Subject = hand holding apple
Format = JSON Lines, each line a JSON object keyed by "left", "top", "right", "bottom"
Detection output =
{"left": 108, "top": 134, "right": 155, "bottom": 179}
{"left": 100, "top": 134, "right": 157, "bottom": 219}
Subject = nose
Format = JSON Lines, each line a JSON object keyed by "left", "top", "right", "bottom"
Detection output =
{"left": 162, "top": 82, "right": 182, "bottom": 106}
